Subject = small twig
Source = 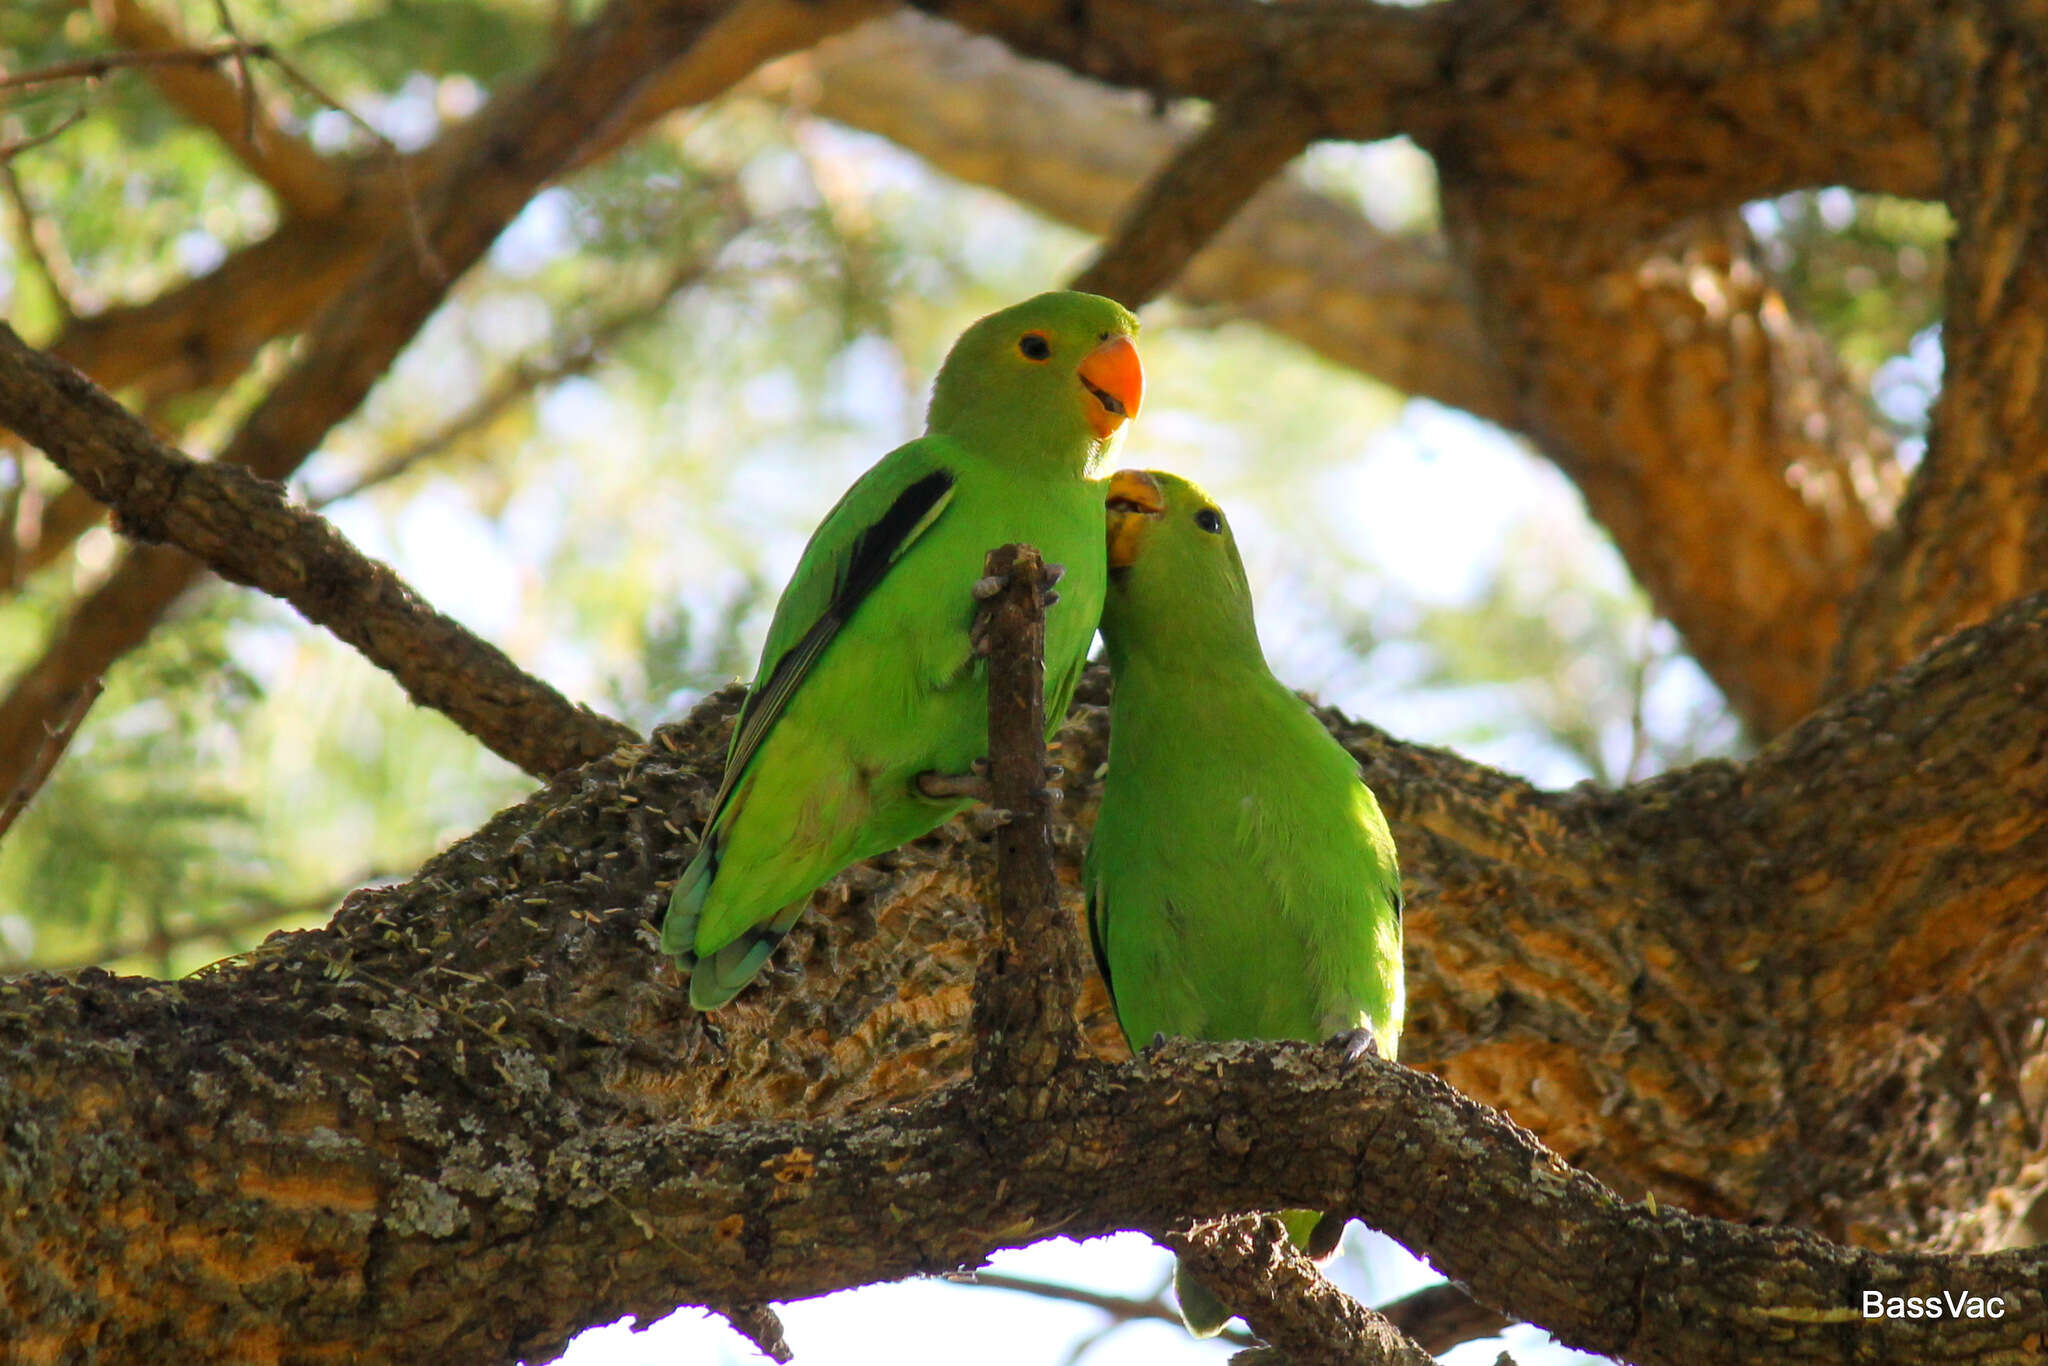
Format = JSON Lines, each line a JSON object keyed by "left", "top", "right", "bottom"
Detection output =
{"left": 0, "top": 108, "right": 88, "bottom": 161}
{"left": 0, "top": 157, "right": 78, "bottom": 326}
{"left": 1376, "top": 1281, "right": 1513, "bottom": 1356}
{"left": 208, "top": 0, "right": 259, "bottom": 151}
{"left": 0, "top": 41, "right": 272, "bottom": 93}
{"left": 1164, "top": 1215, "right": 1442, "bottom": 1366}
{"left": 967, "top": 1270, "right": 1257, "bottom": 1347}
{"left": 971, "top": 543, "right": 1085, "bottom": 1096}
{"left": 259, "top": 47, "right": 443, "bottom": 279}
{"left": 309, "top": 245, "right": 733, "bottom": 506}
{"left": 0, "top": 677, "right": 101, "bottom": 847}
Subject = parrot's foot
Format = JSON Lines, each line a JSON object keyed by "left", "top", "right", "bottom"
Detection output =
{"left": 916, "top": 769, "right": 992, "bottom": 802}
{"left": 1335, "top": 1027, "right": 1383, "bottom": 1063}
{"left": 916, "top": 760, "right": 1065, "bottom": 808}
{"left": 970, "top": 561, "right": 1066, "bottom": 656}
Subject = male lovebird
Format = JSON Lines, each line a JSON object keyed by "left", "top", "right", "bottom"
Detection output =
{"left": 665, "top": 292, "right": 1143, "bottom": 1010}
{"left": 1086, "top": 469, "right": 1404, "bottom": 1335}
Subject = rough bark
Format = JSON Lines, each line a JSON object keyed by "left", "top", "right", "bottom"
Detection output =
{"left": 4, "top": 592, "right": 2048, "bottom": 1360}
{"left": 1830, "top": 11, "right": 2048, "bottom": 696}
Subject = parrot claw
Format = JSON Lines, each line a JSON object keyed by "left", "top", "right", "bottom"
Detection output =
{"left": 1336, "top": 1027, "right": 1383, "bottom": 1064}
{"left": 970, "top": 562, "right": 1067, "bottom": 607}
{"left": 917, "top": 760, "right": 1062, "bottom": 808}
{"left": 916, "top": 770, "right": 993, "bottom": 802}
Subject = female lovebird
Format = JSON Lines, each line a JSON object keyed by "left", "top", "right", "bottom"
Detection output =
{"left": 1086, "top": 468, "right": 1404, "bottom": 1335}
{"left": 665, "top": 292, "right": 1143, "bottom": 1010}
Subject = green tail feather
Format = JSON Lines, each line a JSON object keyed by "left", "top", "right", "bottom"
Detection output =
{"left": 661, "top": 839, "right": 717, "bottom": 969}
{"left": 663, "top": 837, "right": 804, "bottom": 1010}
{"left": 1173, "top": 1258, "right": 1236, "bottom": 1338}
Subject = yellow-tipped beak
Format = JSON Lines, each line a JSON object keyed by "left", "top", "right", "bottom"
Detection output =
{"left": 1078, "top": 334, "right": 1143, "bottom": 439}
{"left": 1106, "top": 468, "right": 1164, "bottom": 570}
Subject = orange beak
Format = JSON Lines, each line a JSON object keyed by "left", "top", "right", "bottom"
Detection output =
{"left": 1077, "top": 334, "right": 1143, "bottom": 440}
{"left": 1105, "top": 468, "right": 1164, "bottom": 570}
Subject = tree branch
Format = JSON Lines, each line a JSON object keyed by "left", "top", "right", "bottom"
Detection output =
{"left": 0, "top": 38, "right": 272, "bottom": 93}
{"left": 965, "top": 1271, "right": 1256, "bottom": 1346}
{"left": 908, "top": 0, "right": 1939, "bottom": 204}
{"left": 0, "top": 322, "right": 637, "bottom": 778}
{"left": 1162, "top": 1216, "right": 1443, "bottom": 1366}
{"left": 1069, "top": 82, "right": 1320, "bottom": 307}
{"left": 5, "top": 958, "right": 2043, "bottom": 1363}
{"left": 972, "top": 543, "right": 1084, "bottom": 1093}
{"left": 1826, "top": 20, "right": 2048, "bottom": 701}
{"left": 0, "top": 676, "right": 98, "bottom": 847}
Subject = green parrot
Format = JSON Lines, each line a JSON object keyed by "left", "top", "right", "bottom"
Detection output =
{"left": 1085, "top": 468, "right": 1404, "bottom": 1337}
{"left": 665, "top": 291, "right": 1144, "bottom": 1010}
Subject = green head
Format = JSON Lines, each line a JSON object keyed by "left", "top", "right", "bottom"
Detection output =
{"left": 1101, "top": 469, "right": 1264, "bottom": 670}
{"left": 926, "top": 291, "right": 1143, "bottom": 467}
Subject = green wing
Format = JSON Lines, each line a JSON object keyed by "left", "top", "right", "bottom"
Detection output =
{"left": 701, "top": 445, "right": 957, "bottom": 833}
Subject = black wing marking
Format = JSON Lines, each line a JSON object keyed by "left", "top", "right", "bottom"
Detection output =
{"left": 1085, "top": 877, "right": 1117, "bottom": 1004}
{"left": 705, "top": 469, "right": 957, "bottom": 825}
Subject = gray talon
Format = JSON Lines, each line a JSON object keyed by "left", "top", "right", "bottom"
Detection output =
{"left": 1338, "top": 1027, "right": 1382, "bottom": 1063}
{"left": 972, "top": 573, "right": 1007, "bottom": 601}
{"left": 916, "top": 770, "right": 993, "bottom": 802}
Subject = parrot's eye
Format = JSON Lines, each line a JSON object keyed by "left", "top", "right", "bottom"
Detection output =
{"left": 1018, "top": 332, "right": 1052, "bottom": 361}
{"left": 1195, "top": 509, "right": 1223, "bottom": 534}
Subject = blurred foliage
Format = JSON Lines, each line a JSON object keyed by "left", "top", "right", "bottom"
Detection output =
{"left": 1750, "top": 188, "right": 1949, "bottom": 438}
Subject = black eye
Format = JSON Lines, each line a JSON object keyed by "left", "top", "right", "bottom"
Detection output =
{"left": 1019, "top": 332, "right": 1051, "bottom": 361}
{"left": 1195, "top": 509, "right": 1223, "bottom": 534}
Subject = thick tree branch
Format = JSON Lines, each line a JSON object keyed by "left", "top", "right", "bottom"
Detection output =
{"left": 786, "top": 13, "right": 1509, "bottom": 425}
{"left": 1828, "top": 17, "right": 2048, "bottom": 699}
{"left": 4, "top": 962, "right": 2043, "bottom": 1364}
{"left": 1, "top": 594, "right": 2045, "bottom": 1360}
{"left": 909, "top": 0, "right": 1939, "bottom": 206}
{"left": 0, "top": 322, "right": 636, "bottom": 777}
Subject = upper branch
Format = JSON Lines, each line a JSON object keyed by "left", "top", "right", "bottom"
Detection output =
{"left": 0, "top": 322, "right": 636, "bottom": 777}
{"left": 910, "top": 0, "right": 1941, "bottom": 209}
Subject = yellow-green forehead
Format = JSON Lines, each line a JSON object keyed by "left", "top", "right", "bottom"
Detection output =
{"left": 989, "top": 289, "right": 1138, "bottom": 338}
{"left": 1142, "top": 469, "right": 1221, "bottom": 515}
